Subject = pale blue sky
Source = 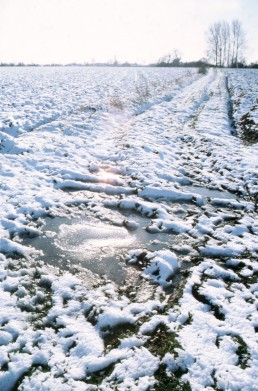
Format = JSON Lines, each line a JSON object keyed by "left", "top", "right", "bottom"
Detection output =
{"left": 0, "top": 0, "right": 257, "bottom": 64}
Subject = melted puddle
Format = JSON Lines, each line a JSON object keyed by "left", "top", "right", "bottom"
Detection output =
{"left": 184, "top": 185, "right": 238, "bottom": 200}
{"left": 24, "top": 213, "right": 176, "bottom": 285}
{"left": 23, "top": 186, "right": 240, "bottom": 285}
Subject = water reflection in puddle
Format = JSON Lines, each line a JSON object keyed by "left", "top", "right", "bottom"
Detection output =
{"left": 57, "top": 222, "right": 134, "bottom": 254}
{"left": 24, "top": 214, "right": 175, "bottom": 285}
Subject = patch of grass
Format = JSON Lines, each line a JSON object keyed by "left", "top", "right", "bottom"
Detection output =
{"left": 85, "top": 362, "right": 116, "bottom": 386}
{"left": 79, "top": 105, "right": 97, "bottom": 113}
{"left": 233, "top": 335, "right": 250, "bottom": 369}
{"left": 183, "top": 312, "right": 193, "bottom": 326}
{"left": 164, "top": 274, "right": 190, "bottom": 307}
{"left": 198, "top": 64, "right": 208, "bottom": 75}
{"left": 12, "top": 364, "right": 51, "bottom": 390}
{"left": 191, "top": 284, "right": 225, "bottom": 321}
{"left": 210, "top": 369, "right": 221, "bottom": 391}
{"left": 144, "top": 323, "right": 192, "bottom": 389}
{"left": 1, "top": 361, "right": 9, "bottom": 371}
{"left": 144, "top": 323, "right": 192, "bottom": 390}
{"left": 102, "top": 322, "right": 136, "bottom": 351}
{"left": 84, "top": 305, "right": 100, "bottom": 326}
{"left": 238, "top": 112, "right": 258, "bottom": 145}
{"left": 152, "top": 364, "right": 191, "bottom": 391}
{"left": 109, "top": 96, "right": 124, "bottom": 110}
{"left": 134, "top": 73, "right": 150, "bottom": 105}
{"left": 145, "top": 323, "right": 181, "bottom": 358}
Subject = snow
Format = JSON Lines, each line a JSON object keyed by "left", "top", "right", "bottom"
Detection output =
{"left": 107, "top": 347, "right": 160, "bottom": 382}
{"left": 0, "top": 66, "right": 257, "bottom": 389}
{"left": 143, "top": 250, "right": 179, "bottom": 287}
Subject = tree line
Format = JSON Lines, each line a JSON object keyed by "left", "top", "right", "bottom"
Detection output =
{"left": 153, "top": 19, "right": 257, "bottom": 69}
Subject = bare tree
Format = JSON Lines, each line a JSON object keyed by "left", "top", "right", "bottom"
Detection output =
{"left": 157, "top": 49, "right": 181, "bottom": 67}
{"left": 231, "top": 20, "right": 246, "bottom": 67}
{"left": 207, "top": 22, "right": 220, "bottom": 66}
{"left": 207, "top": 21, "right": 229, "bottom": 67}
{"left": 207, "top": 19, "right": 246, "bottom": 67}
{"left": 221, "top": 21, "right": 230, "bottom": 67}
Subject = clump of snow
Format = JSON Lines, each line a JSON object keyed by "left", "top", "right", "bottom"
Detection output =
{"left": 143, "top": 250, "right": 179, "bottom": 287}
{"left": 107, "top": 347, "right": 160, "bottom": 383}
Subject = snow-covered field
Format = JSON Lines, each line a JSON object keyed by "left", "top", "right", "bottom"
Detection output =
{"left": 0, "top": 66, "right": 257, "bottom": 390}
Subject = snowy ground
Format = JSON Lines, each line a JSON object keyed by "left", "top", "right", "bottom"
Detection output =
{"left": 0, "top": 66, "right": 257, "bottom": 390}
